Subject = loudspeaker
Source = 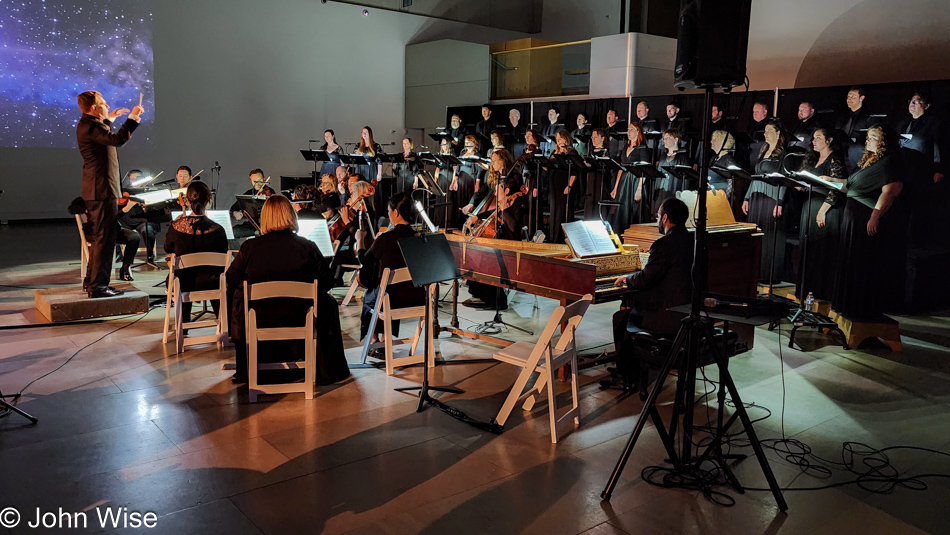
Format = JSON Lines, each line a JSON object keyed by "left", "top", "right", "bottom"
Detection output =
{"left": 674, "top": 0, "right": 752, "bottom": 90}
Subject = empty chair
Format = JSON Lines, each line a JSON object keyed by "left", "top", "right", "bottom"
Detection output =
{"left": 163, "top": 252, "right": 231, "bottom": 354}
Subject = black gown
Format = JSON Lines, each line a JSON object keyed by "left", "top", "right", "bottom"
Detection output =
{"left": 433, "top": 159, "right": 455, "bottom": 229}
{"left": 320, "top": 145, "right": 344, "bottom": 177}
{"left": 455, "top": 155, "right": 483, "bottom": 219}
{"left": 583, "top": 146, "right": 611, "bottom": 220}
{"left": 225, "top": 229, "right": 349, "bottom": 384}
{"left": 654, "top": 151, "right": 694, "bottom": 216}
{"left": 547, "top": 148, "right": 579, "bottom": 243}
{"left": 746, "top": 155, "right": 787, "bottom": 282}
{"left": 354, "top": 142, "right": 382, "bottom": 183}
{"left": 395, "top": 151, "right": 420, "bottom": 194}
{"left": 797, "top": 153, "right": 847, "bottom": 301}
{"left": 609, "top": 145, "right": 652, "bottom": 231}
{"left": 833, "top": 154, "right": 903, "bottom": 319}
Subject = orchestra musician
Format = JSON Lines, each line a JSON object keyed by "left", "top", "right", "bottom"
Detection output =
{"left": 830, "top": 125, "right": 904, "bottom": 319}
{"left": 743, "top": 119, "right": 789, "bottom": 281}
{"left": 609, "top": 123, "right": 652, "bottom": 231}
{"left": 164, "top": 181, "right": 228, "bottom": 321}
{"left": 547, "top": 129, "right": 579, "bottom": 243}
{"left": 462, "top": 149, "right": 525, "bottom": 240}
{"left": 226, "top": 195, "right": 349, "bottom": 386}
{"left": 800, "top": 127, "right": 848, "bottom": 301}
{"left": 328, "top": 178, "right": 375, "bottom": 286}
{"left": 450, "top": 135, "right": 485, "bottom": 224}
{"left": 230, "top": 168, "right": 277, "bottom": 239}
{"left": 354, "top": 126, "right": 383, "bottom": 186}
{"left": 318, "top": 173, "right": 342, "bottom": 215}
{"left": 654, "top": 128, "right": 693, "bottom": 216}
{"left": 355, "top": 192, "right": 427, "bottom": 345}
{"left": 291, "top": 184, "right": 322, "bottom": 219}
{"left": 335, "top": 165, "right": 350, "bottom": 204}
{"left": 75, "top": 90, "right": 144, "bottom": 298}
{"left": 608, "top": 197, "right": 693, "bottom": 389}
{"left": 320, "top": 129, "right": 343, "bottom": 177}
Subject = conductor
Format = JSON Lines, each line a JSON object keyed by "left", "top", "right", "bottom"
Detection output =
{"left": 76, "top": 90, "right": 144, "bottom": 298}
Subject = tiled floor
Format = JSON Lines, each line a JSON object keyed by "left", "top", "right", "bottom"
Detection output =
{"left": 1, "top": 221, "right": 949, "bottom": 535}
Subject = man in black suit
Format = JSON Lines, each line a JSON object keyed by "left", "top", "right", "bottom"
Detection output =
{"left": 604, "top": 197, "right": 693, "bottom": 389}
{"left": 76, "top": 90, "right": 143, "bottom": 298}
{"left": 788, "top": 101, "right": 818, "bottom": 150}
{"left": 475, "top": 104, "right": 493, "bottom": 156}
{"left": 836, "top": 86, "right": 872, "bottom": 172}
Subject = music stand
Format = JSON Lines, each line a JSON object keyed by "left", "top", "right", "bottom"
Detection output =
{"left": 587, "top": 156, "right": 623, "bottom": 220}
{"left": 710, "top": 163, "right": 754, "bottom": 216}
{"left": 526, "top": 153, "right": 553, "bottom": 235}
{"left": 300, "top": 149, "right": 337, "bottom": 181}
{"left": 235, "top": 195, "right": 267, "bottom": 230}
{"left": 785, "top": 168, "right": 850, "bottom": 350}
{"left": 394, "top": 233, "right": 504, "bottom": 433}
{"left": 750, "top": 171, "right": 803, "bottom": 301}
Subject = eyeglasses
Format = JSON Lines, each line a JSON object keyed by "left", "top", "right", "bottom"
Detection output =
{"left": 909, "top": 99, "right": 924, "bottom": 105}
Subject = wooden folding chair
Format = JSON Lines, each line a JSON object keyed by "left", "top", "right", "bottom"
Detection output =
{"left": 492, "top": 294, "right": 593, "bottom": 443}
{"left": 244, "top": 280, "right": 319, "bottom": 402}
{"left": 359, "top": 267, "right": 435, "bottom": 375}
{"left": 162, "top": 252, "right": 231, "bottom": 354}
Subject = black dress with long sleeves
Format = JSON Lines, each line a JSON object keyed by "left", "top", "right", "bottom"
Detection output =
{"left": 547, "top": 147, "right": 579, "bottom": 243}
{"left": 433, "top": 158, "right": 456, "bottom": 229}
{"left": 609, "top": 145, "right": 652, "bottom": 231}
{"left": 357, "top": 224, "right": 427, "bottom": 339}
{"left": 797, "top": 152, "right": 847, "bottom": 301}
{"left": 320, "top": 144, "right": 344, "bottom": 177}
{"left": 833, "top": 154, "right": 904, "bottom": 319}
{"left": 395, "top": 151, "right": 421, "bottom": 194}
{"left": 745, "top": 154, "right": 788, "bottom": 281}
{"left": 654, "top": 151, "right": 694, "bottom": 216}
{"left": 354, "top": 142, "right": 383, "bottom": 183}
{"left": 455, "top": 154, "right": 483, "bottom": 217}
{"left": 225, "top": 229, "right": 349, "bottom": 384}
{"left": 164, "top": 214, "right": 229, "bottom": 317}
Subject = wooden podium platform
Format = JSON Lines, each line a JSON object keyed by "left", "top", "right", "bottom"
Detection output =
{"left": 35, "top": 284, "right": 148, "bottom": 322}
{"left": 829, "top": 311, "right": 902, "bottom": 352}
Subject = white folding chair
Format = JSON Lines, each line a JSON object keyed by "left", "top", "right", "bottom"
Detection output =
{"left": 338, "top": 227, "right": 387, "bottom": 306}
{"left": 359, "top": 267, "right": 435, "bottom": 376}
{"left": 244, "top": 280, "right": 319, "bottom": 402}
{"left": 162, "top": 252, "right": 231, "bottom": 354}
{"left": 75, "top": 214, "right": 90, "bottom": 281}
{"left": 492, "top": 294, "right": 593, "bottom": 443}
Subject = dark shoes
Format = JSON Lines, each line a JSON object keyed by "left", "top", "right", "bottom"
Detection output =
{"left": 88, "top": 286, "right": 125, "bottom": 299}
{"left": 118, "top": 266, "right": 134, "bottom": 281}
{"left": 231, "top": 373, "right": 248, "bottom": 384}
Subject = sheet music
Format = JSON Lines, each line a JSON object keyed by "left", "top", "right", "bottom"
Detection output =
{"left": 562, "top": 220, "right": 618, "bottom": 258}
{"left": 135, "top": 189, "right": 174, "bottom": 204}
{"left": 171, "top": 210, "right": 236, "bottom": 240}
{"left": 296, "top": 218, "right": 335, "bottom": 257}
{"left": 796, "top": 170, "right": 845, "bottom": 192}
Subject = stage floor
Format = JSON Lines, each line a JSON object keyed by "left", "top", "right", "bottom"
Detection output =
{"left": 1, "top": 221, "right": 949, "bottom": 535}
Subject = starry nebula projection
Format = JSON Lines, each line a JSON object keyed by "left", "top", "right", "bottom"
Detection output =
{"left": 0, "top": 0, "right": 154, "bottom": 148}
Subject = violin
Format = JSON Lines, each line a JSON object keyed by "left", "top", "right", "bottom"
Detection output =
{"left": 465, "top": 185, "right": 529, "bottom": 239}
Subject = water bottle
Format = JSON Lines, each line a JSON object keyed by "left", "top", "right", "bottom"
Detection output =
{"left": 805, "top": 292, "right": 815, "bottom": 312}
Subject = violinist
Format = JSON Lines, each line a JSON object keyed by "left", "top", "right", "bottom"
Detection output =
{"left": 462, "top": 149, "right": 525, "bottom": 241}
{"left": 548, "top": 130, "right": 579, "bottom": 243}
{"left": 318, "top": 173, "right": 342, "bottom": 216}
{"left": 292, "top": 184, "right": 322, "bottom": 219}
{"left": 329, "top": 179, "right": 375, "bottom": 286}
{"left": 230, "top": 168, "right": 276, "bottom": 238}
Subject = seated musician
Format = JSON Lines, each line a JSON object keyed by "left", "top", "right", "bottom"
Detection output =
{"left": 608, "top": 197, "right": 693, "bottom": 387}
{"left": 317, "top": 173, "right": 342, "bottom": 217}
{"left": 118, "top": 166, "right": 188, "bottom": 262}
{"left": 163, "top": 181, "right": 228, "bottom": 321}
{"left": 328, "top": 178, "right": 374, "bottom": 286}
{"left": 355, "top": 193, "right": 426, "bottom": 347}
{"left": 230, "top": 168, "right": 276, "bottom": 238}
{"left": 292, "top": 184, "right": 322, "bottom": 219}
{"left": 69, "top": 197, "right": 141, "bottom": 284}
{"left": 225, "top": 195, "right": 349, "bottom": 386}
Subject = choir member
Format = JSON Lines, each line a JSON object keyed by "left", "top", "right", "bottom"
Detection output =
{"left": 635, "top": 101, "right": 652, "bottom": 124}
{"left": 507, "top": 108, "right": 527, "bottom": 157}
{"left": 226, "top": 195, "right": 349, "bottom": 385}
{"left": 897, "top": 91, "right": 944, "bottom": 245}
{"left": 836, "top": 87, "right": 872, "bottom": 172}
{"left": 230, "top": 168, "right": 277, "bottom": 239}
{"left": 789, "top": 101, "right": 818, "bottom": 150}
{"left": 799, "top": 127, "right": 848, "bottom": 301}
{"left": 354, "top": 126, "right": 383, "bottom": 185}
{"left": 606, "top": 109, "right": 624, "bottom": 158}
{"left": 710, "top": 103, "right": 730, "bottom": 130}
{"left": 636, "top": 101, "right": 658, "bottom": 151}
{"left": 747, "top": 102, "right": 770, "bottom": 169}
{"left": 395, "top": 137, "right": 421, "bottom": 193}
{"left": 164, "top": 181, "right": 229, "bottom": 319}
{"left": 320, "top": 129, "right": 343, "bottom": 177}
{"left": 542, "top": 107, "right": 563, "bottom": 155}
{"left": 475, "top": 104, "right": 493, "bottom": 155}
{"left": 742, "top": 119, "right": 789, "bottom": 281}
{"left": 609, "top": 123, "right": 652, "bottom": 230}
{"left": 446, "top": 114, "right": 465, "bottom": 154}
{"left": 547, "top": 129, "right": 579, "bottom": 243}
{"left": 662, "top": 102, "right": 688, "bottom": 133}
{"left": 356, "top": 193, "right": 427, "bottom": 343}
{"left": 583, "top": 127, "right": 611, "bottom": 219}
{"left": 654, "top": 128, "right": 693, "bottom": 216}
{"left": 522, "top": 129, "right": 544, "bottom": 232}
{"left": 489, "top": 130, "right": 506, "bottom": 155}
{"left": 431, "top": 138, "right": 456, "bottom": 228}
{"left": 450, "top": 135, "right": 485, "bottom": 225}
{"left": 707, "top": 130, "right": 739, "bottom": 196}
{"left": 830, "top": 125, "right": 904, "bottom": 319}
{"left": 573, "top": 113, "right": 593, "bottom": 157}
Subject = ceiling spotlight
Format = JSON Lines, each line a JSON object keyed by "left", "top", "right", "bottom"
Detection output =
{"left": 363, "top": 9, "right": 369, "bottom": 16}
